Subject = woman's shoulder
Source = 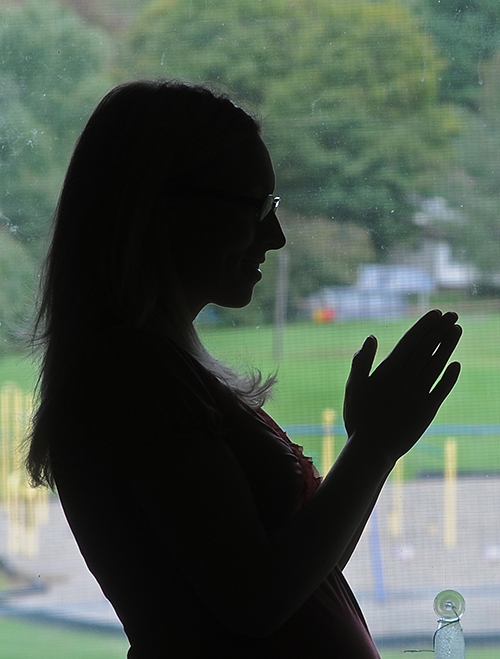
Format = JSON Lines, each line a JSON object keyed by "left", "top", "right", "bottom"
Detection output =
{"left": 85, "top": 326, "right": 227, "bottom": 419}
{"left": 84, "top": 326, "right": 201, "bottom": 383}
{"left": 56, "top": 326, "right": 227, "bottom": 449}
{"left": 89, "top": 325, "right": 184, "bottom": 360}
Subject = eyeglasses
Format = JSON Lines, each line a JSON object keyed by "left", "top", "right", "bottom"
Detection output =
{"left": 188, "top": 188, "right": 281, "bottom": 222}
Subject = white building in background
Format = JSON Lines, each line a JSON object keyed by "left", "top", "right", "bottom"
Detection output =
{"left": 306, "top": 264, "right": 435, "bottom": 321}
{"left": 306, "top": 197, "right": 485, "bottom": 321}
{"left": 409, "top": 197, "right": 479, "bottom": 288}
{"left": 400, "top": 241, "right": 478, "bottom": 289}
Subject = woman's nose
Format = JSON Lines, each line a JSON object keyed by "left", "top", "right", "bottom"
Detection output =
{"left": 259, "top": 212, "right": 286, "bottom": 251}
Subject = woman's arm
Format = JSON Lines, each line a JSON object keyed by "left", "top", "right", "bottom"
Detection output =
{"left": 261, "top": 311, "right": 461, "bottom": 632}
{"left": 335, "top": 479, "right": 387, "bottom": 572}
{"left": 336, "top": 309, "right": 463, "bottom": 570}
{"left": 337, "top": 311, "right": 461, "bottom": 570}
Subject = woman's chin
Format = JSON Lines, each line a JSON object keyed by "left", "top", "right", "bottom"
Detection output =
{"left": 216, "top": 284, "right": 258, "bottom": 310}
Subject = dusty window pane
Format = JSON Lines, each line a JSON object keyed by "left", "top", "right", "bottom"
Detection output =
{"left": 0, "top": 1, "right": 499, "bottom": 656}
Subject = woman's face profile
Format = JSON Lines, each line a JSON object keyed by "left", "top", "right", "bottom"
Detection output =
{"left": 170, "top": 132, "right": 286, "bottom": 318}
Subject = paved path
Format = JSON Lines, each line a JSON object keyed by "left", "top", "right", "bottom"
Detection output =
{"left": 1, "top": 477, "right": 500, "bottom": 647}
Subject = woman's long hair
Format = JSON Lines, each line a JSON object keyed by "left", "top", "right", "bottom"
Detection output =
{"left": 26, "top": 80, "right": 275, "bottom": 489}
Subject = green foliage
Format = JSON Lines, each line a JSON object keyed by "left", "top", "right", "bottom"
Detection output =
{"left": 446, "top": 123, "right": 500, "bottom": 274}
{"left": 278, "top": 212, "right": 375, "bottom": 296}
{"left": 0, "top": 0, "right": 115, "bottom": 247}
{"left": 0, "top": 227, "right": 37, "bottom": 354}
{"left": 420, "top": 0, "right": 500, "bottom": 109}
{"left": 128, "top": 0, "right": 458, "bottom": 255}
{"left": 435, "top": 52, "right": 500, "bottom": 275}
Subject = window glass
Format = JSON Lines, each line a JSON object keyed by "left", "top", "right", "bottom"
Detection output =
{"left": 0, "top": 1, "right": 498, "bottom": 656}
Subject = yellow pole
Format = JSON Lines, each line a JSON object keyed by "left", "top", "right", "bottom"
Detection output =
{"left": 0, "top": 385, "right": 13, "bottom": 502}
{"left": 444, "top": 438, "right": 457, "bottom": 548}
{"left": 0, "top": 384, "right": 49, "bottom": 557}
{"left": 322, "top": 409, "right": 336, "bottom": 476}
{"left": 389, "top": 458, "right": 404, "bottom": 537}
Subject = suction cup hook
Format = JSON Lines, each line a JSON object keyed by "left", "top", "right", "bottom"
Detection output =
{"left": 434, "top": 590, "right": 466, "bottom": 621}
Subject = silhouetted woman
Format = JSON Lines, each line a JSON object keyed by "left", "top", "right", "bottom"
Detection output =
{"left": 26, "top": 80, "right": 462, "bottom": 658}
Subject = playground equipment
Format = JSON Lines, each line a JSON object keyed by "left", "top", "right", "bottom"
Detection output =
{"left": 321, "top": 408, "right": 335, "bottom": 476}
{"left": 444, "top": 439, "right": 457, "bottom": 548}
{"left": 387, "top": 438, "right": 458, "bottom": 548}
{"left": 319, "top": 409, "right": 459, "bottom": 549}
{"left": 318, "top": 410, "right": 461, "bottom": 604}
{"left": 0, "top": 383, "right": 49, "bottom": 557}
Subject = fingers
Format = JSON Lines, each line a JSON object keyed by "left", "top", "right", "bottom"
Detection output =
{"left": 344, "top": 335, "right": 377, "bottom": 436}
{"left": 346, "top": 335, "right": 377, "bottom": 391}
{"left": 410, "top": 311, "right": 459, "bottom": 368}
{"left": 388, "top": 310, "right": 460, "bottom": 376}
{"left": 388, "top": 309, "right": 443, "bottom": 362}
{"left": 429, "top": 360, "right": 461, "bottom": 411}
{"left": 421, "top": 323, "right": 462, "bottom": 391}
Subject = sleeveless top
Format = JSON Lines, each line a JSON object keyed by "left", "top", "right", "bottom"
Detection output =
{"left": 50, "top": 327, "right": 381, "bottom": 658}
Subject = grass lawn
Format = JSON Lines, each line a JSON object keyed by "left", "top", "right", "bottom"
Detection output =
{"left": 0, "top": 617, "right": 128, "bottom": 659}
{"left": 199, "top": 313, "right": 500, "bottom": 426}
{"left": 0, "top": 616, "right": 498, "bottom": 658}
{"left": 200, "top": 313, "right": 500, "bottom": 477}
{"left": 379, "top": 647, "right": 499, "bottom": 658}
{"left": 1, "top": 313, "right": 499, "bottom": 478}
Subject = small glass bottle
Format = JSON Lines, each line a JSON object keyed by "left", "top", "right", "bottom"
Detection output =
{"left": 433, "top": 590, "right": 466, "bottom": 659}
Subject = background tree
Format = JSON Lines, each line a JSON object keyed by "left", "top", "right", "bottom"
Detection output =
{"left": 0, "top": 226, "right": 37, "bottom": 354}
{"left": 435, "top": 51, "right": 500, "bottom": 278}
{"left": 418, "top": 0, "right": 500, "bottom": 110}
{"left": 0, "top": 0, "right": 115, "bottom": 251}
{"left": 129, "top": 0, "right": 458, "bottom": 255}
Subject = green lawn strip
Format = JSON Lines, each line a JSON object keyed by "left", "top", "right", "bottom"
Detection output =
{"left": 199, "top": 315, "right": 500, "bottom": 479}
{"left": 379, "top": 646, "right": 500, "bottom": 659}
{"left": 0, "top": 616, "right": 128, "bottom": 659}
{"left": 0, "top": 314, "right": 498, "bottom": 478}
{"left": 1, "top": 616, "right": 497, "bottom": 659}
